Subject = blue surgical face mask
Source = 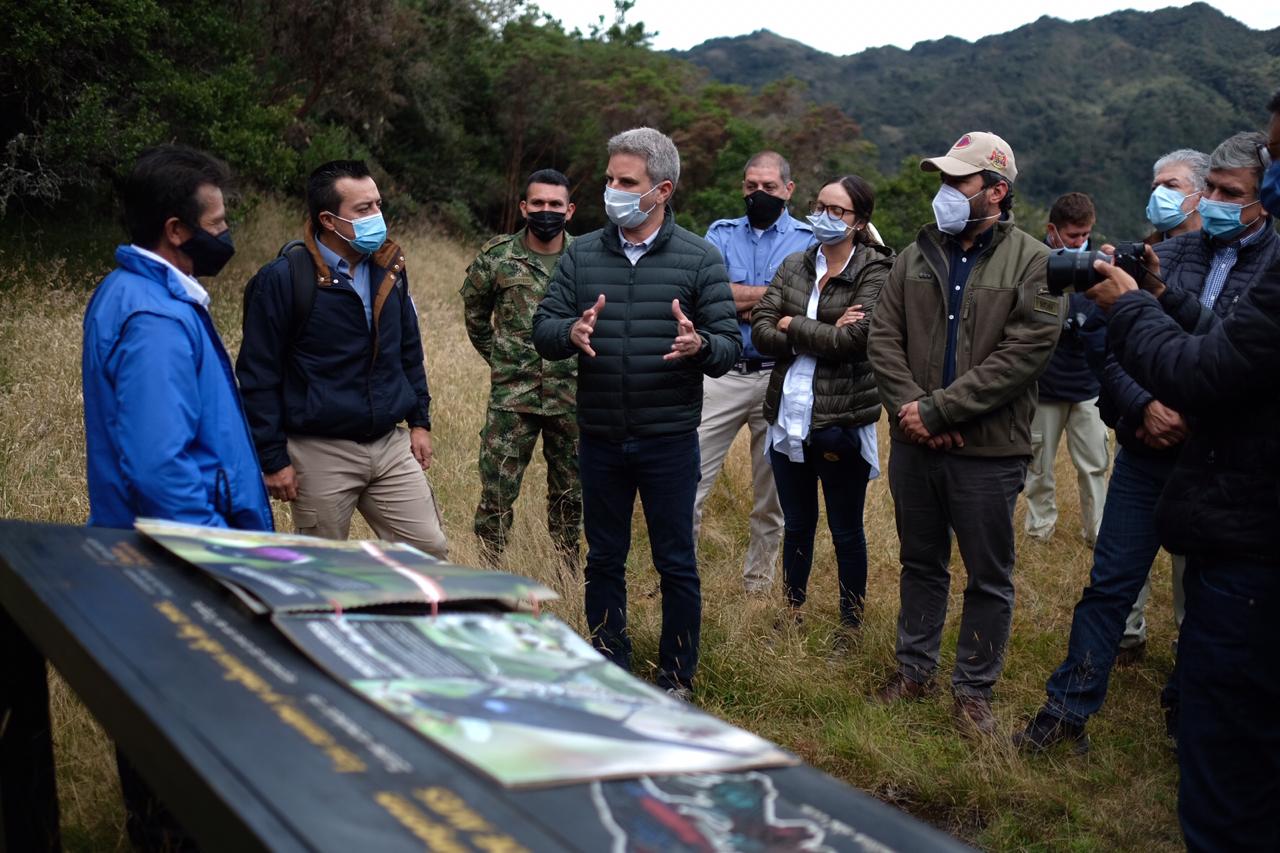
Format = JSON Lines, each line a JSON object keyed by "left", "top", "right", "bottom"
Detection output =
{"left": 331, "top": 211, "right": 387, "bottom": 254}
{"left": 1260, "top": 160, "right": 1280, "bottom": 219}
{"left": 1146, "top": 184, "right": 1198, "bottom": 233}
{"left": 806, "top": 211, "right": 851, "bottom": 245}
{"left": 1197, "top": 196, "right": 1260, "bottom": 240}
{"left": 604, "top": 184, "right": 660, "bottom": 229}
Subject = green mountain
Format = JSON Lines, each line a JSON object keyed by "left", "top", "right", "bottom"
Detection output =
{"left": 680, "top": 3, "right": 1280, "bottom": 234}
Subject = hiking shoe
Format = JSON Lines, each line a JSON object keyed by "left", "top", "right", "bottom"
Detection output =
{"left": 952, "top": 695, "right": 998, "bottom": 738}
{"left": 873, "top": 671, "right": 938, "bottom": 704}
{"left": 665, "top": 686, "right": 694, "bottom": 703}
{"left": 1013, "top": 708, "right": 1090, "bottom": 755}
{"left": 1115, "top": 640, "right": 1146, "bottom": 667}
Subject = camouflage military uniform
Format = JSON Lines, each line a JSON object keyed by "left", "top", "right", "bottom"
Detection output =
{"left": 460, "top": 228, "right": 580, "bottom": 565}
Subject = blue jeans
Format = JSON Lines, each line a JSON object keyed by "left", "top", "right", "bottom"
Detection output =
{"left": 579, "top": 432, "right": 701, "bottom": 691}
{"left": 1177, "top": 555, "right": 1280, "bottom": 852}
{"left": 769, "top": 446, "right": 870, "bottom": 627}
{"left": 1044, "top": 447, "right": 1175, "bottom": 725}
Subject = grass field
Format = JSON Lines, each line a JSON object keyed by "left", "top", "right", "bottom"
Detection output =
{"left": 0, "top": 200, "right": 1182, "bottom": 851}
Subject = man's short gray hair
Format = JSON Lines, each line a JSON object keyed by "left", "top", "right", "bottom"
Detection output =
{"left": 1209, "top": 131, "right": 1268, "bottom": 186}
{"left": 607, "top": 127, "right": 680, "bottom": 188}
{"left": 1153, "top": 148, "right": 1210, "bottom": 191}
{"left": 744, "top": 151, "right": 792, "bottom": 184}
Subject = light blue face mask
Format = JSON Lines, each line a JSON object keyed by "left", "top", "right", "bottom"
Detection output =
{"left": 805, "top": 211, "right": 851, "bottom": 245}
{"left": 1146, "top": 185, "right": 1197, "bottom": 233}
{"left": 331, "top": 211, "right": 387, "bottom": 254}
{"left": 604, "top": 184, "right": 660, "bottom": 229}
{"left": 1197, "top": 196, "right": 1260, "bottom": 240}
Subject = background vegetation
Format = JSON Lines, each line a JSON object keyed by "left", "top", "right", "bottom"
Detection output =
{"left": 682, "top": 2, "right": 1280, "bottom": 235}
{"left": 1, "top": 0, "right": 1053, "bottom": 251}
{"left": 1, "top": 202, "right": 1182, "bottom": 851}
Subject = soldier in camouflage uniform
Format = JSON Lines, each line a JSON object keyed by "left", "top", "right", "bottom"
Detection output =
{"left": 460, "top": 169, "right": 581, "bottom": 568}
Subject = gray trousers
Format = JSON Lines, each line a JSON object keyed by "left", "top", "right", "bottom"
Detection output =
{"left": 887, "top": 440, "right": 1027, "bottom": 698}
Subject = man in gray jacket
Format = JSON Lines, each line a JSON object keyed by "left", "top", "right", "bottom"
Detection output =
{"left": 532, "top": 127, "right": 741, "bottom": 699}
{"left": 867, "top": 132, "right": 1063, "bottom": 735}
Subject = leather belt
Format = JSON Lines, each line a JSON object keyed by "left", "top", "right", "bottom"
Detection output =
{"left": 732, "top": 358, "right": 775, "bottom": 374}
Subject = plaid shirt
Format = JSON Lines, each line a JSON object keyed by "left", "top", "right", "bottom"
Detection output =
{"left": 1200, "top": 222, "right": 1268, "bottom": 308}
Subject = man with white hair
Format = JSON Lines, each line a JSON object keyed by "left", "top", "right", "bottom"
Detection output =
{"left": 533, "top": 127, "right": 741, "bottom": 700}
{"left": 1145, "top": 148, "right": 1210, "bottom": 241}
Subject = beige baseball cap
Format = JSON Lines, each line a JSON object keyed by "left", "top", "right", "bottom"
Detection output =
{"left": 921, "top": 132, "right": 1018, "bottom": 182}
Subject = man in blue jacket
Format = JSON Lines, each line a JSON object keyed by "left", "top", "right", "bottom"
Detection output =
{"left": 82, "top": 144, "right": 271, "bottom": 852}
{"left": 83, "top": 144, "right": 271, "bottom": 533}
{"left": 532, "top": 127, "right": 741, "bottom": 699}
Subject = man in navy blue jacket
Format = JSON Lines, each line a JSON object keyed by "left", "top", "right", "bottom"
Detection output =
{"left": 1068, "top": 98, "right": 1280, "bottom": 851}
{"left": 237, "top": 160, "right": 447, "bottom": 559}
{"left": 1017, "top": 131, "right": 1280, "bottom": 758}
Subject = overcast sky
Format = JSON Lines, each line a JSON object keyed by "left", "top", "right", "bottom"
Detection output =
{"left": 531, "top": 0, "right": 1280, "bottom": 55}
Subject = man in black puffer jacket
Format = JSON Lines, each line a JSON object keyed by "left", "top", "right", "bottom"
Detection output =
{"left": 1084, "top": 94, "right": 1280, "bottom": 852}
{"left": 532, "top": 127, "right": 740, "bottom": 698}
{"left": 1018, "top": 130, "right": 1280, "bottom": 758}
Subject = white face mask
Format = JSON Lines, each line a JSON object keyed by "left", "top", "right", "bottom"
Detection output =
{"left": 604, "top": 184, "right": 660, "bottom": 229}
{"left": 931, "top": 183, "right": 996, "bottom": 235}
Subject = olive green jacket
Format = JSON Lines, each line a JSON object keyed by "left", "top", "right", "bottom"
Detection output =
{"left": 460, "top": 228, "right": 577, "bottom": 415}
{"left": 867, "top": 217, "right": 1064, "bottom": 456}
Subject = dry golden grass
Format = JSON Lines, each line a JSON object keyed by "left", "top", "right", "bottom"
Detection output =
{"left": 0, "top": 200, "right": 1181, "bottom": 850}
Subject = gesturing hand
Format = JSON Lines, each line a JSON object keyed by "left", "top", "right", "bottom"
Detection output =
{"left": 571, "top": 294, "right": 606, "bottom": 357}
{"left": 664, "top": 299, "right": 703, "bottom": 361}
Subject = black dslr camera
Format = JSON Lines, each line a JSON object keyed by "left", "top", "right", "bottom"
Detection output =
{"left": 1045, "top": 241, "right": 1147, "bottom": 295}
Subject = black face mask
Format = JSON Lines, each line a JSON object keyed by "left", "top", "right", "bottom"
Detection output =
{"left": 526, "top": 211, "right": 567, "bottom": 243}
{"left": 179, "top": 226, "right": 236, "bottom": 278}
{"left": 744, "top": 190, "right": 786, "bottom": 229}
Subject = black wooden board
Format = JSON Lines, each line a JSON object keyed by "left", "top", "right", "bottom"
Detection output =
{"left": 0, "top": 521, "right": 970, "bottom": 852}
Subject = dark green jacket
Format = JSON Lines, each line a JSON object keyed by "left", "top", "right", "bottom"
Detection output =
{"left": 752, "top": 242, "right": 895, "bottom": 429}
{"left": 867, "top": 216, "right": 1064, "bottom": 457}
{"left": 532, "top": 209, "right": 741, "bottom": 440}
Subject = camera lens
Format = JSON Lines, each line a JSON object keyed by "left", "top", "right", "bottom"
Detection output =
{"left": 1045, "top": 249, "right": 1104, "bottom": 295}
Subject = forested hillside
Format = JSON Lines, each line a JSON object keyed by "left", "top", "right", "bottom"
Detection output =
{"left": 681, "top": 2, "right": 1280, "bottom": 234}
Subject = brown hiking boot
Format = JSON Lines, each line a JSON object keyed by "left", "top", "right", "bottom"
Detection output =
{"left": 952, "top": 695, "right": 998, "bottom": 737}
{"left": 873, "top": 671, "right": 937, "bottom": 704}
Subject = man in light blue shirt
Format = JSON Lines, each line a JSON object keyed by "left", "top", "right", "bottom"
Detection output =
{"left": 696, "top": 151, "right": 814, "bottom": 593}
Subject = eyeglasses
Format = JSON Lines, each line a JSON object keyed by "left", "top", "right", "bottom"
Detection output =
{"left": 811, "top": 203, "right": 852, "bottom": 219}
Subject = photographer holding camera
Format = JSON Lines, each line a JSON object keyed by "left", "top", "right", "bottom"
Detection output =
{"left": 1017, "top": 131, "right": 1280, "bottom": 758}
{"left": 1084, "top": 96, "right": 1280, "bottom": 852}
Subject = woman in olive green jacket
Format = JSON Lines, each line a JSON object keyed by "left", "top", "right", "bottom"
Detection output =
{"left": 751, "top": 175, "right": 894, "bottom": 638}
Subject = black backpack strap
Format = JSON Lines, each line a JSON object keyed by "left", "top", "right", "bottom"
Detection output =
{"left": 279, "top": 240, "right": 316, "bottom": 342}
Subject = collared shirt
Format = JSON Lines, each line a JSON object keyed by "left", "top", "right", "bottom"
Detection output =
{"left": 942, "top": 225, "right": 997, "bottom": 387}
{"left": 619, "top": 227, "right": 659, "bottom": 266}
{"left": 705, "top": 209, "right": 815, "bottom": 359}
{"left": 130, "top": 245, "right": 210, "bottom": 307}
{"left": 316, "top": 239, "right": 373, "bottom": 328}
{"left": 1200, "top": 221, "right": 1268, "bottom": 308}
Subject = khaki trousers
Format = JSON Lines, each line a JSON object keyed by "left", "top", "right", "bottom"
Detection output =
{"left": 1024, "top": 398, "right": 1110, "bottom": 544}
{"left": 287, "top": 427, "right": 449, "bottom": 559}
{"left": 692, "top": 369, "right": 783, "bottom": 592}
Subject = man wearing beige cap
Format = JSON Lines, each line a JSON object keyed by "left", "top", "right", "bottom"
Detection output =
{"left": 868, "top": 131, "right": 1063, "bottom": 735}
